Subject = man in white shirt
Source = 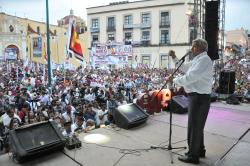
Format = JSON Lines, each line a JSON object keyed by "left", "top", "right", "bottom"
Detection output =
{"left": 97, "top": 106, "right": 109, "bottom": 126}
{"left": 2, "top": 106, "right": 21, "bottom": 130}
{"left": 168, "top": 38, "right": 213, "bottom": 164}
{"left": 71, "top": 116, "right": 86, "bottom": 133}
{"left": 62, "top": 104, "right": 75, "bottom": 123}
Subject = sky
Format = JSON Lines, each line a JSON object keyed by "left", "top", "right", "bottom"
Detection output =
{"left": 0, "top": 0, "right": 249, "bottom": 31}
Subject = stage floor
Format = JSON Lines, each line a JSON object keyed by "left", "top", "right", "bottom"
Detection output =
{"left": 1, "top": 102, "right": 250, "bottom": 166}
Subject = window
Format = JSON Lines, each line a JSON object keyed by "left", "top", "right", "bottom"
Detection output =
{"left": 125, "top": 32, "right": 132, "bottom": 45}
{"left": 141, "top": 55, "right": 150, "bottom": 66}
{"left": 160, "top": 30, "right": 169, "bottom": 44}
{"left": 80, "top": 28, "right": 85, "bottom": 34}
{"left": 108, "top": 33, "right": 115, "bottom": 41}
{"left": 161, "top": 55, "right": 168, "bottom": 68}
{"left": 37, "top": 26, "right": 40, "bottom": 34}
{"left": 124, "top": 15, "right": 132, "bottom": 25}
{"left": 160, "top": 12, "right": 170, "bottom": 26}
{"left": 125, "top": 32, "right": 132, "bottom": 40}
{"left": 142, "top": 13, "right": 150, "bottom": 24}
{"left": 92, "top": 34, "right": 99, "bottom": 42}
{"left": 92, "top": 34, "right": 99, "bottom": 46}
{"left": 107, "top": 17, "right": 115, "bottom": 30}
{"left": 142, "top": 31, "right": 150, "bottom": 41}
{"left": 92, "top": 19, "right": 99, "bottom": 28}
{"left": 128, "top": 56, "right": 132, "bottom": 65}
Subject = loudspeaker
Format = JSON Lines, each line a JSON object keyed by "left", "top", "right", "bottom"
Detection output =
{"left": 9, "top": 121, "right": 66, "bottom": 163}
{"left": 218, "top": 70, "right": 235, "bottom": 94}
{"left": 169, "top": 95, "right": 188, "bottom": 114}
{"left": 114, "top": 103, "right": 149, "bottom": 129}
{"left": 205, "top": 1, "right": 219, "bottom": 60}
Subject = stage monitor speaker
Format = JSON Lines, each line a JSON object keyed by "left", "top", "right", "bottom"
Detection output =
{"left": 169, "top": 95, "right": 188, "bottom": 114}
{"left": 218, "top": 70, "right": 235, "bottom": 94}
{"left": 205, "top": 1, "right": 219, "bottom": 60}
{"left": 9, "top": 121, "right": 66, "bottom": 163}
{"left": 114, "top": 103, "right": 149, "bottom": 129}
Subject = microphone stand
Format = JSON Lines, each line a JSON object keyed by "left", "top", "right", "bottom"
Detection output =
{"left": 150, "top": 58, "right": 186, "bottom": 164}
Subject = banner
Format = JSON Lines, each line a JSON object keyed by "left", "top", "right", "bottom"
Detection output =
{"left": 92, "top": 45, "right": 132, "bottom": 57}
{"left": 33, "top": 37, "right": 42, "bottom": 57}
{"left": 5, "top": 48, "right": 17, "bottom": 60}
{"left": 93, "top": 55, "right": 128, "bottom": 66}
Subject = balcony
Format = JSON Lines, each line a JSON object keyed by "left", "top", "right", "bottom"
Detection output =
{"left": 159, "top": 22, "right": 170, "bottom": 28}
{"left": 91, "top": 41, "right": 99, "bottom": 47}
{"left": 107, "top": 26, "right": 116, "bottom": 32}
{"left": 90, "top": 27, "right": 99, "bottom": 33}
{"left": 159, "top": 40, "right": 170, "bottom": 46}
{"left": 140, "top": 23, "right": 151, "bottom": 29}
{"left": 123, "top": 23, "right": 151, "bottom": 29}
{"left": 123, "top": 24, "right": 134, "bottom": 29}
{"left": 141, "top": 39, "right": 151, "bottom": 46}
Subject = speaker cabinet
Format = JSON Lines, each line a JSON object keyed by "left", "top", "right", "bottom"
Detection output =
{"left": 205, "top": 1, "right": 219, "bottom": 60}
{"left": 114, "top": 103, "right": 149, "bottom": 129}
{"left": 9, "top": 121, "right": 66, "bottom": 163}
{"left": 218, "top": 70, "right": 235, "bottom": 94}
{"left": 169, "top": 95, "right": 188, "bottom": 114}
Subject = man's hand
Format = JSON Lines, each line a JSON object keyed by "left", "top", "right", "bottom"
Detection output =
{"left": 169, "top": 50, "right": 176, "bottom": 59}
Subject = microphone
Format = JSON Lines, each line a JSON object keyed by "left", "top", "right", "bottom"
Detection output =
{"left": 179, "top": 50, "right": 192, "bottom": 62}
{"left": 179, "top": 50, "right": 192, "bottom": 61}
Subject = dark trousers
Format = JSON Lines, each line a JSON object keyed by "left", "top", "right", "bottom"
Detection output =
{"left": 187, "top": 93, "right": 211, "bottom": 158}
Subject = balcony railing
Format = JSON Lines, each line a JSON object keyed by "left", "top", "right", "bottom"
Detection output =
{"left": 123, "top": 24, "right": 134, "bottom": 29}
{"left": 159, "top": 40, "right": 170, "bottom": 45}
{"left": 159, "top": 22, "right": 170, "bottom": 28}
{"left": 123, "top": 23, "right": 151, "bottom": 29}
{"left": 141, "top": 40, "right": 151, "bottom": 46}
{"left": 107, "top": 26, "right": 116, "bottom": 32}
{"left": 90, "top": 27, "right": 99, "bottom": 33}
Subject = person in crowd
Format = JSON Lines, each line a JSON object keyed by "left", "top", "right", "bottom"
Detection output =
{"left": 168, "top": 38, "right": 213, "bottom": 164}
{"left": 62, "top": 104, "right": 75, "bottom": 123}
{"left": 98, "top": 106, "right": 109, "bottom": 126}
{"left": 83, "top": 104, "right": 96, "bottom": 130}
{"left": 2, "top": 105, "right": 21, "bottom": 131}
{"left": 62, "top": 121, "right": 73, "bottom": 137}
{"left": 106, "top": 95, "right": 117, "bottom": 123}
{"left": 71, "top": 115, "right": 86, "bottom": 133}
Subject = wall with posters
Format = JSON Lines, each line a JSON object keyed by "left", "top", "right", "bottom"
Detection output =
{"left": 91, "top": 44, "right": 132, "bottom": 68}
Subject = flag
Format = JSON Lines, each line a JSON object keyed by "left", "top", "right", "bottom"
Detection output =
{"left": 44, "top": 42, "right": 48, "bottom": 63}
{"left": 67, "top": 21, "right": 83, "bottom": 62}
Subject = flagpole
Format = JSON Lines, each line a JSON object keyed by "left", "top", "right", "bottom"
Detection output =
{"left": 46, "top": 0, "right": 52, "bottom": 94}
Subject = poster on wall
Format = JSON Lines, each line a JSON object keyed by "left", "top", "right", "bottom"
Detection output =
{"left": 5, "top": 48, "right": 17, "bottom": 60}
{"left": 92, "top": 55, "right": 128, "bottom": 67}
{"left": 33, "top": 37, "right": 42, "bottom": 57}
{"left": 92, "top": 45, "right": 132, "bottom": 56}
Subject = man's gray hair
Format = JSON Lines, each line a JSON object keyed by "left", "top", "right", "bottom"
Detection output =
{"left": 192, "top": 38, "right": 208, "bottom": 52}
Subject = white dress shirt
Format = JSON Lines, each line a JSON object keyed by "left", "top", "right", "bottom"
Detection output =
{"left": 71, "top": 122, "right": 86, "bottom": 132}
{"left": 173, "top": 51, "right": 213, "bottom": 94}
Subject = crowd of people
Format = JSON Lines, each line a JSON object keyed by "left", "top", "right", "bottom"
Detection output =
{"left": 0, "top": 60, "right": 176, "bottom": 153}
{"left": 0, "top": 49, "right": 249, "bottom": 155}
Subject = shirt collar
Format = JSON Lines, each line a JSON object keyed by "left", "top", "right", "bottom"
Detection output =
{"left": 193, "top": 51, "right": 207, "bottom": 60}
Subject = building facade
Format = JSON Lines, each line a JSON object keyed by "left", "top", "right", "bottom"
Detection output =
{"left": 87, "top": 0, "right": 195, "bottom": 68}
{"left": 58, "top": 9, "right": 87, "bottom": 35}
{"left": 226, "top": 28, "right": 249, "bottom": 50}
{"left": 225, "top": 28, "right": 250, "bottom": 60}
{"left": 0, "top": 12, "right": 88, "bottom": 67}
